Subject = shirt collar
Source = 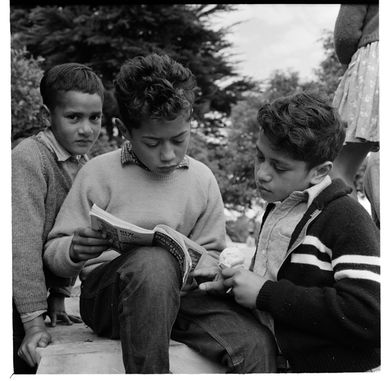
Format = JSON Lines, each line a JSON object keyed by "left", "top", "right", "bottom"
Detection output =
{"left": 37, "top": 128, "right": 87, "bottom": 163}
{"left": 305, "top": 175, "right": 332, "bottom": 207}
{"left": 120, "top": 140, "right": 189, "bottom": 171}
{"left": 288, "top": 175, "right": 332, "bottom": 208}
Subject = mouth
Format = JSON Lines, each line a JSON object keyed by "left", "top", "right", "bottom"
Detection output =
{"left": 157, "top": 165, "right": 177, "bottom": 173}
{"left": 75, "top": 140, "right": 93, "bottom": 145}
{"left": 257, "top": 184, "right": 270, "bottom": 193}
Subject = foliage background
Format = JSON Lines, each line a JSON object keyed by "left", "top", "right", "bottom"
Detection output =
{"left": 10, "top": 4, "right": 366, "bottom": 239}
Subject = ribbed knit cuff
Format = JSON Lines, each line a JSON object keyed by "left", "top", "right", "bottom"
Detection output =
{"left": 256, "top": 280, "right": 275, "bottom": 310}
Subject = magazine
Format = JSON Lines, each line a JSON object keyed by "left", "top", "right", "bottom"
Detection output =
{"left": 89, "top": 204, "right": 208, "bottom": 285}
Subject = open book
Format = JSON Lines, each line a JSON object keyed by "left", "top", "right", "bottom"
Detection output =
{"left": 89, "top": 204, "right": 208, "bottom": 285}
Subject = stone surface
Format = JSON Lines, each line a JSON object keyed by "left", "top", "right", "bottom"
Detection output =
{"left": 36, "top": 294, "right": 225, "bottom": 374}
{"left": 36, "top": 246, "right": 256, "bottom": 374}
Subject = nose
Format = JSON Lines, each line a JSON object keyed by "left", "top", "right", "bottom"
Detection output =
{"left": 78, "top": 120, "right": 93, "bottom": 137}
{"left": 160, "top": 142, "right": 176, "bottom": 162}
{"left": 255, "top": 161, "right": 272, "bottom": 183}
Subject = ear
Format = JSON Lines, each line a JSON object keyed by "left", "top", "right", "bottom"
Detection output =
{"left": 41, "top": 104, "right": 51, "bottom": 127}
{"left": 309, "top": 161, "right": 333, "bottom": 185}
{"left": 113, "top": 117, "right": 131, "bottom": 139}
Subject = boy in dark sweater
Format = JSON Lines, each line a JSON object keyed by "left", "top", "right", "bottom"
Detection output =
{"left": 195, "top": 92, "right": 380, "bottom": 372}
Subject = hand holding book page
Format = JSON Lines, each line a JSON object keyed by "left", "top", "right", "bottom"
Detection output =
{"left": 89, "top": 204, "right": 208, "bottom": 285}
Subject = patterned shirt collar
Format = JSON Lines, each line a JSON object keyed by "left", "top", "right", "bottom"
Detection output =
{"left": 37, "top": 128, "right": 88, "bottom": 163}
{"left": 120, "top": 140, "right": 189, "bottom": 171}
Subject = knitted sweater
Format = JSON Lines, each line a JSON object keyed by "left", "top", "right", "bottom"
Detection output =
{"left": 12, "top": 136, "right": 76, "bottom": 315}
{"left": 334, "top": 4, "right": 379, "bottom": 65}
{"left": 44, "top": 148, "right": 226, "bottom": 278}
{"left": 254, "top": 179, "right": 380, "bottom": 372}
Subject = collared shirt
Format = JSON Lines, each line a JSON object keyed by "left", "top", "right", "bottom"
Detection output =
{"left": 120, "top": 140, "right": 190, "bottom": 169}
{"left": 20, "top": 128, "right": 88, "bottom": 324}
{"left": 37, "top": 128, "right": 88, "bottom": 181}
{"left": 252, "top": 175, "right": 332, "bottom": 334}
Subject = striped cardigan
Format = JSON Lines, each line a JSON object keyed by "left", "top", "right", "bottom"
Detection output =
{"left": 254, "top": 179, "right": 380, "bottom": 372}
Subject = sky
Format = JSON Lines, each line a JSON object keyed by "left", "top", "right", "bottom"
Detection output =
{"left": 210, "top": 4, "right": 340, "bottom": 83}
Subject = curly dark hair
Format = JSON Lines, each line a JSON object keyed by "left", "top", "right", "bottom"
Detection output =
{"left": 40, "top": 63, "right": 104, "bottom": 110}
{"left": 114, "top": 53, "right": 197, "bottom": 132}
{"left": 257, "top": 92, "right": 346, "bottom": 168}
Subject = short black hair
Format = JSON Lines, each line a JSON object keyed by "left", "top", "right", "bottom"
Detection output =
{"left": 40, "top": 63, "right": 104, "bottom": 110}
{"left": 257, "top": 92, "right": 346, "bottom": 168}
{"left": 114, "top": 53, "right": 196, "bottom": 132}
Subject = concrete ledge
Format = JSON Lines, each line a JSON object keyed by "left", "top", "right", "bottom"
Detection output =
{"left": 36, "top": 296, "right": 225, "bottom": 374}
{"left": 36, "top": 246, "right": 256, "bottom": 374}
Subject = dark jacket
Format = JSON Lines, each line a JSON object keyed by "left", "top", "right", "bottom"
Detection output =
{"left": 254, "top": 179, "right": 380, "bottom": 372}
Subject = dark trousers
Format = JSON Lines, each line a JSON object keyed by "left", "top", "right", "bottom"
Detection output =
{"left": 12, "top": 301, "right": 37, "bottom": 374}
{"left": 80, "top": 246, "right": 277, "bottom": 373}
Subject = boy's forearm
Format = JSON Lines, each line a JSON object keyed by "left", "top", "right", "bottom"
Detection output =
{"left": 44, "top": 236, "right": 85, "bottom": 278}
{"left": 23, "top": 314, "right": 47, "bottom": 332}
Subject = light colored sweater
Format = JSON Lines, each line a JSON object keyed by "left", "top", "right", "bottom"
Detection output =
{"left": 12, "top": 135, "right": 81, "bottom": 315}
{"left": 44, "top": 148, "right": 226, "bottom": 278}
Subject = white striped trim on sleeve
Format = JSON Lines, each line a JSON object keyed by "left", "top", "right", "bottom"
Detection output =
{"left": 302, "top": 235, "right": 332, "bottom": 258}
{"left": 332, "top": 255, "right": 380, "bottom": 267}
{"left": 334, "top": 269, "right": 380, "bottom": 283}
{"left": 291, "top": 253, "right": 332, "bottom": 271}
{"left": 333, "top": 254, "right": 380, "bottom": 282}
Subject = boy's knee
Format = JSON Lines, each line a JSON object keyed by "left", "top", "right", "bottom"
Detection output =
{"left": 118, "top": 246, "right": 181, "bottom": 291}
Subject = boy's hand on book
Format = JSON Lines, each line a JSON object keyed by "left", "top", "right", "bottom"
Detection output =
{"left": 193, "top": 266, "right": 227, "bottom": 294}
{"left": 70, "top": 227, "right": 111, "bottom": 263}
{"left": 221, "top": 267, "right": 267, "bottom": 309}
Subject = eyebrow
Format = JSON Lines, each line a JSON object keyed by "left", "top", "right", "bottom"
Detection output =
{"left": 142, "top": 131, "right": 189, "bottom": 140}
{"left": 64, "top": 110, "right": 102, "bottom": 114}
{"left": 256, "top": 144, "right": 291, "bottom": 168}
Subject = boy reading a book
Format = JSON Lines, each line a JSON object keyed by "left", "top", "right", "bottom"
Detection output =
{"left": 12, "top": 63, "right": 104, "bottom": 373}
{"left": 44, "top": 54, "right": 278, "bottom": 373}
{"left": 193, "top": 92, "right": 380, "bottom": 372}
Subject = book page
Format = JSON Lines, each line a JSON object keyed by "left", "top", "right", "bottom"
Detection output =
{"left": 90, "top": 205, "right": 155, "bottom": 252}
{"left": 155, "top": 224, "right": 207, "bottom": 271}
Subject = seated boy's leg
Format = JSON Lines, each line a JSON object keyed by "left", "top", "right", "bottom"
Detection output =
{"left": 172, "top": 290, "right": 277, "bottom": 373}
{"left": 80, "top": 246, "right": 182, "bottom": 373}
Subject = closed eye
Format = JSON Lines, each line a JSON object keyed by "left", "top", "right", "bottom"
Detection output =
{"left": 172, "top": 138, "right": 186, "bottom": 145}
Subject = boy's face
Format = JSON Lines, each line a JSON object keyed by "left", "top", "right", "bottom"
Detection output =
{"left": 127, "top": 114, "right": 190, "bottom": 175}
{"left": 48, "top": 90, "right": 103, "bottom": 156}
{"left": 254, "top": 131, "right": 318, "bottom": 203}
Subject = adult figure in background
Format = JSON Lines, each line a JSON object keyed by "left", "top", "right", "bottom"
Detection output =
{"left": 331, "top": 4, "right": 379, "bottom": 204}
